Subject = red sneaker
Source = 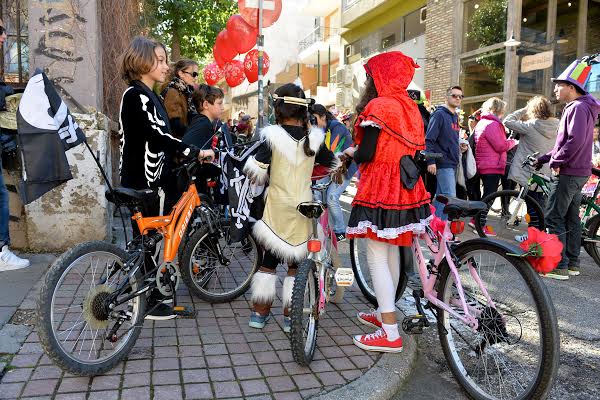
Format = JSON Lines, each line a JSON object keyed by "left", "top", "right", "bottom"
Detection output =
{"left": 353, "top": 329, "right": 403, "bottom": 353}
{"left": 357, "top": 310, "right": 382, "bottom": 329}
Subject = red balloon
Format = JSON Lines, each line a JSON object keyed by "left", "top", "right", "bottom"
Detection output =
{"left": 203, "top": 62, "right": 224, "bottom": 86}
{"left": 214, "top": 30, "right": 237, "bottom": 63}
{"left": 238, "top": 0, "right": 282, "bottom": 28}
{"left": 227, "top": 14, "right": 258, "bottom": 54}
{"left": 213, "top": 44, "right": 226, "bottom": 67}
{"left": 224, "top": 60, "right": 245, "bottom": 87}
{"left": 243, "top": 49, "right": 270, "bottom": 83}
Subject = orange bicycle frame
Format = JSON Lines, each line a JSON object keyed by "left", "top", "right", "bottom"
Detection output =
{"left": 131, "top": 182, "right": 201, "bottom": 263}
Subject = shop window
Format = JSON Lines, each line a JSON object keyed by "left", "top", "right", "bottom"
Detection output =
{"left": 587, "top": 1, "right": 600, "bottom": 54}
{"left": 521, "top": 0, "right": 548, "bottom": 44}
{"left": 460, "top": 50, "right": 506, "bottom": 98}
{"left": 380, "top": 17, "right": 403, "bottom": 49}
{"left": 554, "top": 0, "right": 578, "bottom": 81}
{"left": 1, "top": 0, "right": 28, "bottom": 85}
{"left": 404, "top": 8, "right": 425, "bottom": 41}
{"left": 463, "top": 0, "right": 508, "bottom": 52}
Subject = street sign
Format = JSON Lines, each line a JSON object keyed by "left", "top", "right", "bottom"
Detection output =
{"left": 521, "top": 50, "right": 554, "bottom": 73}
{"left": 246, "top": 0, "right": 275, "bottom": 10}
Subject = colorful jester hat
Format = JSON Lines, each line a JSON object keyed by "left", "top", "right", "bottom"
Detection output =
{"left": 552, "top": 55, "right": 599, "bottom": 94}
{"left": 519, "top": 227, "right": 563, "bottom": 274}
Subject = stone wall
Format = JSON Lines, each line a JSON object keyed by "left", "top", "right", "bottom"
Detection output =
{"left": 424, "top": 0, "right": 457, "bottom": 105}
{"left": 3, "top": 112, "right": 113, "bottom": 251}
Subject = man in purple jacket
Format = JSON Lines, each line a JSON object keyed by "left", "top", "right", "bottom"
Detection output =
{"left": 537, "top": 59, "right": 600, "bottom": 280}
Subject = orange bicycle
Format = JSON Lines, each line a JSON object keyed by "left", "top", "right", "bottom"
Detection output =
{"left": 36, "top": 157, "right": 257, "bottom": 375}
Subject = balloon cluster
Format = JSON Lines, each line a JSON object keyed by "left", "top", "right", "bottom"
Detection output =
{"left": 205, "top": 0, "right": 281, "bottom": 88}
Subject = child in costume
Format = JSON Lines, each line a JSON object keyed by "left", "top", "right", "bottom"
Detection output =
{"left": 243, "top": 83, "right": 340, "bottom": 332}
{"left": 344, "top": 51, "right": 432, "bottom": 352}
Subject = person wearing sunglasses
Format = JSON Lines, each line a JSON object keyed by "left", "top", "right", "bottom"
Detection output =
{"left": 160, "top": 59, "right": 199, "bottom": 138}
{"left": 425, "top": 86, "right": 463, "bottom": 220}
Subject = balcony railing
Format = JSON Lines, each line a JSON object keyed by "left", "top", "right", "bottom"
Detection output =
{"left": 299, "top": 26, "right": 340, "bottom": 53}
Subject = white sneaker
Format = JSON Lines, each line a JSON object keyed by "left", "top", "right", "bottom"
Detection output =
{"left": 0, "top": 245, "right": 30, "bottom": 272}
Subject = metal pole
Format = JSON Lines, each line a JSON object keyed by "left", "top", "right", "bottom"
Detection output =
{"left": 257, "top": 0, "right": 265, "bottom": 130}
{"left": 317, "top": 50, "right": 320, "bottom": 87}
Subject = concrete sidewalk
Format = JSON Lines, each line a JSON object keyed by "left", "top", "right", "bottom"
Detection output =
{"left": 0, "top": 241, "right": 418, "bottom": 400}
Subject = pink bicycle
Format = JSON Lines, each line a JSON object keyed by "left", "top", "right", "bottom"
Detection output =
{"left": 400, "top": 194, "right": 558, "bottom": 400}
{"left": 289, "top": 179, "right": 352, "bottom": 365}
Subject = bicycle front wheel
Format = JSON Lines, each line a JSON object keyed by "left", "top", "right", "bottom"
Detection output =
{"left": 289, "top": 259, "right": 319, "bottom": 366}
{"left": 584, "top": 214, "right": 600, "bottom": 267}
{"left": 37, "top": 241, "right": 145, "bottom": 376}
{"left": 436, "top": 241, "right": 559, "bottom": 400}
{"left": 349, "top": 238, "right": 407, "bottom": 307}
{"left": 475, "top": 190, "right": 545, "bottom": 242}
{"left": 180, "top": 221, "right": 259, "bottom": 303}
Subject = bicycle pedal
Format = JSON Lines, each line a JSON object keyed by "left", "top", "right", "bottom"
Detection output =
{"left": 334, "top": 267, "right": 354, "bottom": 287}
{"left": 401, "top": 314, "right": 429, "bottom": 335}
{"left": 173, "top": 306, "right": 196, "bottom": 319}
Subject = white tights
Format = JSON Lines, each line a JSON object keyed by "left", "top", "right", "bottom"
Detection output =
{"left": 366, "top": 239, "right": 400, "bottom": 315}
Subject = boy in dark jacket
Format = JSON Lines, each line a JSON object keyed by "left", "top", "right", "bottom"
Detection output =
{"left": 537, "top": 59, "right": 600, "bottom": 280}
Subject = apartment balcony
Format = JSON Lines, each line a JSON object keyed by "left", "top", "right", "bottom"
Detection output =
{"left": 301, "top": 0, "right": 338, "bottom": 17}
{"left": 298, "top": 26, "right": 341, "bottom": 65}
{"left": 341, "top": 0, "right": 399, "bottom": 28}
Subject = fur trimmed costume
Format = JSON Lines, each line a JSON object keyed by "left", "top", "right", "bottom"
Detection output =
{"left": 346, "top": 52, "right": 432, "bottom": 245}
{"left": 244, "top": 124, "right": 339, "bottom": 264}
{"left": 161, "top": 77, "right": 196, "bottom": 138}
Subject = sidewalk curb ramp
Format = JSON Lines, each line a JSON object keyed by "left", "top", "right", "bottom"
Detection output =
{"left": 312, "top": 334, "right": 418, "bottom": 400}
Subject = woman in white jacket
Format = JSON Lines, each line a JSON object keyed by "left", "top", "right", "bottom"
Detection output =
{"left": 504, "top": 96, "right": 559, "bottom": 240}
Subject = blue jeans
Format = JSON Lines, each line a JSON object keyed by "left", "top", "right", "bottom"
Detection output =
{"left": 0, "top": 164, "right": 9, "bottom": 247}
{"left": 315, "top": 176, "right": 351, "bottom": 234}
{"left": 433, "top": 168, "right": 456, "bottom": 220}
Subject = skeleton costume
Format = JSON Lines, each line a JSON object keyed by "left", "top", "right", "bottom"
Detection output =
{"left": 243, "top": 100, "right": 339, "bottom": 320}
{"left": 119, "top": 80, "right": 191, "bottom": 213}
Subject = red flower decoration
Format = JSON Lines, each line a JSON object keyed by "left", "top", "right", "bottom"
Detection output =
{"left": 244, "top": 49, "right": 270, "bottom": 83}
{"left": 203, "top": 62, "right": 224, "bottom": 86}
{"left": 224, "top": 60, "right": 245, "bottom": 87}
{"left": 519, "top": 227, "right": 563, "bottom": 274}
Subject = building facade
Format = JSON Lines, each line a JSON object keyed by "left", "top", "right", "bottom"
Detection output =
{"left": 425, "top": 0, "right": 600, "bottom": 114}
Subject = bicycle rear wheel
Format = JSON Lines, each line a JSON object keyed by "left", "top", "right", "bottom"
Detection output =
{"left": 180, "top": 221, "right": 259, "bottom": 303}
{"left": 289, "top": 260, "right": 319, "bottom": 366}
{"left": 475, "top": 190, "right": 545, "bottom": 242}
{"left": 436, "top": 241, "right": 559, "bottom": 400}
{"left": 583, "top": 214, "right": 600, "bottom": 267}
{"left": 37, "top": 241, "right": 145, "bottom": 376}
{"left": 349, "top": 238, "right": 408, "bottom": 307}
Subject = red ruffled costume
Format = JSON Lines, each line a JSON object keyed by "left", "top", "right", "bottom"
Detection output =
{"left": 346, "top": 51, "right": 431, "bottom": 246}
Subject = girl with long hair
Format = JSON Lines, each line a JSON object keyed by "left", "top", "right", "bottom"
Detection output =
{"left": 161, "top": 59, "right": 199, "bottom": 138}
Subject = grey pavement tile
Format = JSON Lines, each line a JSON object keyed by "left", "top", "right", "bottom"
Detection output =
{"left": 132, "top": 338, "right": 152, "bottom": 348}
{"left": 316, "top": 371, "right": 345, "bottom": 386}
{"left": 291, "top": 374, "right": 321, "bottom": 390}
{"left": 340, "top": 344, "right": 366, "bottom": 357}
{"left": 266, "top": 376, "right": 296, "bottom": 392}
{"left": 308, "top": 360, "right": 334, "bottom": 373}
{"left": 216, "top": 317, "right": 238, "bottom": 326}
{"left": 205, "top": 355, "right": 231, "bottom": 368}
{"left": 319, "top": 346, "right": 344, "bottom": 358}
{"left": 126, "top": 347, "right": 152, "bottom": 360}
{"left": 153, "top": 357, "right": 180, "bottom": 371}
{"left": 208, "top": 367, "right": 235, "bottom": 382}
{"left": 21, "top": 379, "right": 59, "bottom": 397}
{"left": 175, "top": 319, "right": 197, "bottom": 328}
{"left": 230, "top": 354, "right": 255, "bottom": 368}
{"left": 87, "top": 390, "right": 119, "bottom": 400}
{"left": 181, "top": 369, "right": 209, "bottom": 384}
{"left": 197, "top": 325, "right": 219, "bottom": 335}
{"left": 0, "top": 381, "right": 25, "bottom": 399}
{"left": 213, "top": 381, "right": 242, "bottom": 399}
{"left": 124, "top": 359, "right": 151, "bottom": 373}
{"left": 240, "top": 379, "right": 270, "bottom": 396}
{"left": 275, "top": 351, "right": 294, "bottom": 363}
{"left": 248, "top": 341, "right": 273, "bottom": 352}
{"left": 272, "top": 391, "right": 302, "bottom": 400}
{"left": 152, "top": 346, "right": 178, "bottom": 358}
{"left": 331, "top": 335, "right": 354, "bottom": 346}
{"left": 30, "top": 365, "right": 63, "bottom": 380}
{"left": 226, "top": 342, "right": 252, "bottom": 354}
{"left": 259, "top": 363, "right": 287, "bottom": 378}
{"left": 16, "top": 342, "right": 43, "bottom": 355}
{"left": 154, "top": 327, "right": 176, "bottom": 337}
{"left": 270, "top": 339, "right": 290, "bottom": 351}
{"left": 154, "top": 336, "right": 178, "bottom": 346}
{"left": 254, "top": 351, "right": 279, "bottom": 364}
{"left": 37, "top": 355, "right": 53, "bottom": 366}
{"left": 177, "top": 327, "right": 199, "bottom": 337}
{"left": 300, "top": 388, "right": 321, "bottom": 398}
{"left": 1, "top": 367, "right": 33, "bottom": 383}
{"left": 328, "top": 357, "right": 357, "bottom": 370}
{"left": 178, "top": 345, "right": 203, "bottom": 356}
{"left": 121, "top": 371, "right": 150, "bottom": 388}
{"left": 183, "top": 383, "right": 213, "bottom": 399}
{"left": 54, "top": 393, "right": 87, "bottom": 400}
{"left": 234, "top": 365, "right": 262, "bottom": 380}
{"left": 153, "top": 384, "right": 183, "bottom": 400}
{"left": 178, "top": 336, "right": 201, "bottom": 346}
{"left": 120, "top": 387, "right": 150, "bottom": 400}
{"left": 8, "top": 353, "right": 41, "bottom": 367}
{"left": 153, "top": 370, "right": 181, "bottom": 385}
{"left": 180, "top": 357, "right": 206, "bottom": 370}
{"left": 340, "top": 369, "right": 362, "bottom": 381}
{"left": 203, "top": 343, "right": 227, "bottom": 356}
{"left": 199, "top": 334, "right": 224, "bottom": 344}
{"left": 223, "top": 333, "right": 246, "bottom": 344}
{"left": 56, "top": 376, "right": 90, "bottom": 393}
{"left": 350, "top": 354, "right": 374, "bottom": 369}
{"left": 25, "top": 332, "right": 39, "bottom": 343}
{"left": 90, "top": 375, "right": 120, "bottom": 391}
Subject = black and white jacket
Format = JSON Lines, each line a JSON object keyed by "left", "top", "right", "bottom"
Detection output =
{"left": 119, "top": 80, "right": 190, "bottom": 189}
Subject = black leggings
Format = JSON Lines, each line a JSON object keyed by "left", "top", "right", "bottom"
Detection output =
{"left": 261, "top": 249, "right": 298, "bottom": 272}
